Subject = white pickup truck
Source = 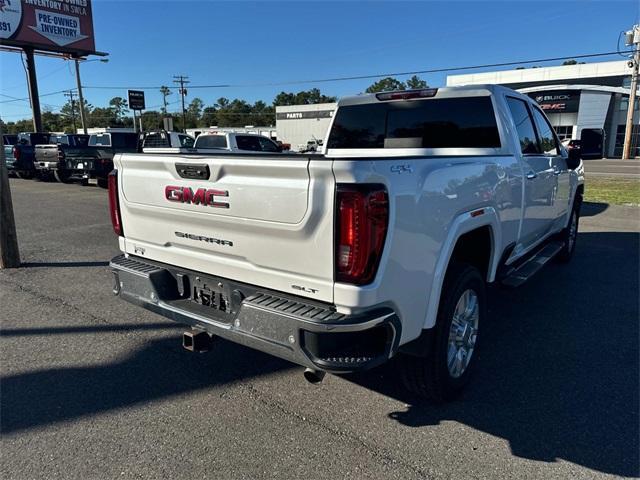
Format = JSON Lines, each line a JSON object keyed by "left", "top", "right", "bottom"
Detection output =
{"left": 109, "top": 85, "right": 584, "bottom": 402}
{"left": 194, "top": 131, "right": 283, "bottom": 153}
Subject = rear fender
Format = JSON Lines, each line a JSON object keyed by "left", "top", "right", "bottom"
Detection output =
{"left": 423, "top": 207, "right": 500, "bottom": 329}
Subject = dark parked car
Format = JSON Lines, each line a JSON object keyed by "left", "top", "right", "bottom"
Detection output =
{"left": 9, "top": 132, "right": 52, "bottom": 179}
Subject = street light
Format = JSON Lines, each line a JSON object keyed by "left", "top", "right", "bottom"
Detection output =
{"left": 73, "top": 57, "right": 109, "bottom": 134}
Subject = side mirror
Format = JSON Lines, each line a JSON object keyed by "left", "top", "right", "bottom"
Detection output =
{"left": 566, "top": 148, "right": 581, "bottom": 170}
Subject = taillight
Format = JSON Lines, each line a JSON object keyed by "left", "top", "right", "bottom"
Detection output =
{"left": 108, "top": 170, "right": 123, "bottom": 236}
{"left": 57, "top": 148, "right": 65, "bottom": 161}
{"left": 12, "top": 147, "right": 20, "bottom": 160}
{"left": 335, "top": 184, "right": 389, "bottom": 285}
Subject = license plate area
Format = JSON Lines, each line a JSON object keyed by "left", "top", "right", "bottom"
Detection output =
{"left": 190, "top": 275, "right": 234, "bottom": 318}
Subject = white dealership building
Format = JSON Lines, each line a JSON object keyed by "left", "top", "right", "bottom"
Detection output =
{"left": 447, "top": 60, "right": 639, "bottom": 158}
{"left": 275, "top": 103, "right": 337, "bottom": 151}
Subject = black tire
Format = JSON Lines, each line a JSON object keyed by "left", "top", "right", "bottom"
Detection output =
{"left": 401, "top": 262, "right": 486, "bottom": 403}
{"left": 555, "top": 198, "right": 581, "bottom": 263}
{"left": 15, "top": 170, "right": 34, "bottom": 180}
{"left": 54, "top": 170, "right": 73, "bottom": 183}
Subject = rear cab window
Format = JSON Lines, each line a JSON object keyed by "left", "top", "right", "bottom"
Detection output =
{"left": 327, "top": 95, "right": 501, "bottom": 150}
{"left": 90, "top": 134, "right": 111, "bottom": 147}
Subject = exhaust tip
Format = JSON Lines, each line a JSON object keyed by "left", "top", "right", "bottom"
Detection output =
{"left": 303, "top": 368, "right": 326, "bottom": 385}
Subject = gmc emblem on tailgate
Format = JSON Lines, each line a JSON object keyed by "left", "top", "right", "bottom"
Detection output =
{"left": 165, "top": 186, "right": 229, "bottom": 208}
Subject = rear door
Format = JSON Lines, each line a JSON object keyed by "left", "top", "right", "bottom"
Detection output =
{"left": 115, "top": 153, "right": 336, "bottom": 302}
{"left": 506, "top": 96, "right": 557, "bottom": 251}
{"left": 530, "top": 106, "right": 570, "bottom": 229}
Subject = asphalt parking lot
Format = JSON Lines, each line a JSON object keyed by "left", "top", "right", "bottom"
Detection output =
{"left": 1, "top": 179, "right": 638, "bottom": 480}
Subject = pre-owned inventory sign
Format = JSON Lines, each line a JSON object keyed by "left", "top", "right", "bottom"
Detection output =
{"left": 0, "top": 0, "right": 96, "bottom": 55}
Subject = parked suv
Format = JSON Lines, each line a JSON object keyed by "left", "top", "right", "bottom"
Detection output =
{"left": 109, "top": 85, "right": 584, "bottom": 402}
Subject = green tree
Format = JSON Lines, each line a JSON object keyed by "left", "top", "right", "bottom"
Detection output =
{"left": 273, "top": 88, "right": 336, "bottom": 106}
{"left": 141, "top": 110, "right": 163, "bottom": 131}
{"left": 561, "top": 59, "right": 585, "bottom": 66}
{"left": 109, "top": 97, "right": 129, "bottom": 120}
{"left": 405, "top": 75, "right": 428, "bottom": 89}
{"left": 186, "top": 98, "right": 204, "bottom": 128}
{"left": 201, "top": 106, "right": 217, "bottom": 127}
{"left": 365, "top": 77, "right": 406, "bottom": 93}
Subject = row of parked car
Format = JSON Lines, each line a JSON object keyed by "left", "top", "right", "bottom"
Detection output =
{"left": 2, "top": 130, "right": 293, "bottom": 188}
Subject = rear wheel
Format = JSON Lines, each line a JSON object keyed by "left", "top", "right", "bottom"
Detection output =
{"left": 54, "top": 169, "right": 73, "bottom": 183}
{"left": 15, "top": 170, "right": 34, "bottom": 180}
{"left": 402, "top": 263, "right": 485, "bottom": 402}
{"left": 556, "top": 199, "right": 581, "bottom": 263}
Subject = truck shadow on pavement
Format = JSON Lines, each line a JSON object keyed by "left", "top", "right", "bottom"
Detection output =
{"left": 347, "top": 230, "right": 640, "bottom": 478}
{"left": 0, "top": 334, "right": 293, "bottom": 435}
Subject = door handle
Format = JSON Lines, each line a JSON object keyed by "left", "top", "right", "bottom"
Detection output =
{"left": 553, "top": 166, "right": 561, "bottom": 175}
{"left": 526, "top": 171, "right": 537, "bottom": 180}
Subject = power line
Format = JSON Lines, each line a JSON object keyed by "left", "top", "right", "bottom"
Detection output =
{"left": 81, "top": 50, "right": 635, "bottom": 91}
{"left": 0, "top": 89, "right": 77, "bottom": 104}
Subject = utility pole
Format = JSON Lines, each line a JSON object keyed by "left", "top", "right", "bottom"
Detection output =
{"left": 0, "top": 119, "right": 21, "bottom": 269}
{"left": 173, "top": 75, "right": 190, "bottom": 133}
{"left": 64, "top": 90, "right": 78, "bottom": 134}
{"left": 622, "top": 25, "right": 640, "bottom": 160}
{"left": 74, "top": 58, "right": 88, "bottom": 134}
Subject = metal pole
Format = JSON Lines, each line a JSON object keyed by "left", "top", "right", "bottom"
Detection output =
{"left": 24, "top": 48, "right": 43, "bottom": 132}
{"left": 622, "top": 26, "right": 640, "bottom": 160}
{"left": 74, "top": 59, "right": 88, "bottom": 134}
{"left": 173, "top": 75, "right": 189, "bottom": 133}
{"left": 64, "top": 90, "right": 77, "bottom": 134}
{"left": 0, "top": 119, "right": 21, "bottom": 268}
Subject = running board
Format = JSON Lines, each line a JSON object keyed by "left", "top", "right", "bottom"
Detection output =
{"left": 501, "top": 241, "right": 564, "bottom": 288}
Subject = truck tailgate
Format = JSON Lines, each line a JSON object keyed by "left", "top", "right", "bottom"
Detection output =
{"left": 114, "top": 154, "right": 335, "bottom": 302}
{"left": 35, "top": 145, "right": 58, "bottom": 163}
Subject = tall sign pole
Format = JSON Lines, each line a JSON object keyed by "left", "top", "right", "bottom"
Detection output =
{"left": 74, "top": 59, "right": 89, "bottom": 134}
{"left": 0, "top": 119, "right": 21, "bottom": 269}
{"left": 24, "top": 48, "right": 43, "bottom": 132}
{"left": 622, "top": 25, "right": 640, "bottom": 160}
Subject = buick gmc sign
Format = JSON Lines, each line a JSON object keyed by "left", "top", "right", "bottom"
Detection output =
{"left": 529, "top": 90, "right": 580, "bottom": 113}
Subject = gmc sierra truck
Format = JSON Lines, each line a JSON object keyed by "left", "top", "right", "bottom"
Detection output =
{"left": 109, "top": 85, "right": 584, "bottom": 401}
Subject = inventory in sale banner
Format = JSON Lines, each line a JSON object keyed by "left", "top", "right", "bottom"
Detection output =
{"left": 0, "top": 0, "right": 96, "bottom": 55}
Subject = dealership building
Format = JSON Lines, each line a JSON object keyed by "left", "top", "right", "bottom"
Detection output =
{"left": 447, "top": 60, "right": 639, "bottom": 158}
{"left": 275, "top": 103, "right": 336, "bottom": 151}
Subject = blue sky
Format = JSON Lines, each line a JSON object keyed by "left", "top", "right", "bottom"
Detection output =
{"left": 1, "top": 0, "right": 638, "bottom": 122}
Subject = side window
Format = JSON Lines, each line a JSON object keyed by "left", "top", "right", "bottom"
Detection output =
{"left": 531, "top": 107, "right": 559, "bottom": 155}
{"left": 235, "top": 135, "right": 262, "bottom": 151}
{"left": 506, "top": 97, "right": 540, "bottom": 155}
{"left": 257, "top": 136, "right": 279, "bottom": 152}
{"left": 179, "top": 135, "right": 195, "bottom": 148}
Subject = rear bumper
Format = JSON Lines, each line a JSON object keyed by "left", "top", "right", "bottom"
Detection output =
{"left": 110, "top": 254, "right": 400, "bottom": 373}
{"left": 34, "top": 161, "right": 59, "bottom": 172}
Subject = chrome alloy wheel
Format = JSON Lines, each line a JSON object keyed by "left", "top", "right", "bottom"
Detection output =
{"left": 447, "top": 289, "right": 479, "bottom": 378}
